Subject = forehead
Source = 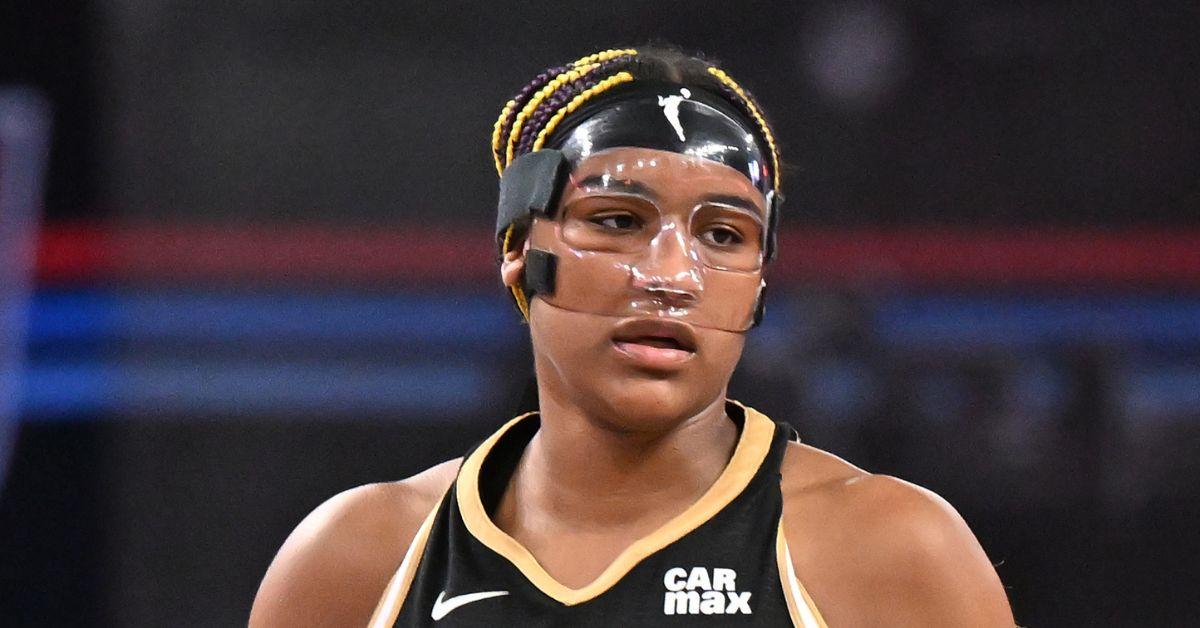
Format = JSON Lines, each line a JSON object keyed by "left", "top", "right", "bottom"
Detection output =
{"left": 567, "top": 147, "right": 767, "bottom": 213}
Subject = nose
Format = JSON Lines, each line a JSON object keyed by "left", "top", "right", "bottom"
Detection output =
{"left": 629, "top": 222, "right": 703, "bottom": 307}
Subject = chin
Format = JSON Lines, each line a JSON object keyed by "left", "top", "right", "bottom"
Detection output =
{"left": 581, "top": 375, "right": 719, "bottom": 433}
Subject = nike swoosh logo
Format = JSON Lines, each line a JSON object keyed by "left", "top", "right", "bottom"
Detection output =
{"left": 431, "top": 590, "right": 509, "bottom": 620}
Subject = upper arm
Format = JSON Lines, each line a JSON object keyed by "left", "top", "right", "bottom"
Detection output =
{"left": 249, "top": 460, "right": 460, "bottom": 628}
{"left": 781, "top": 451, "right": 1014, "bottom": 627}
{"left": 856, "top": 476, "right": 1014, "bottom": 626}
{"left": 248, "top": 484, "right": 416, "bottom": 628}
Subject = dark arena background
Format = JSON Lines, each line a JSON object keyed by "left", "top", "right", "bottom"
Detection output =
{"left": 2, "top": 2, "right": 1199, "bottom": 626}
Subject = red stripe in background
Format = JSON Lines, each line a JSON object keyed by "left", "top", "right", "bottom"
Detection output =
{"left": 35, "top": 222, "right": 1200, "bottom": 287}
{"left": 37, "top": 223, "right": 498, "bottom": 285}
{"left": 778, "top": 228, "right": 1200, "bottom": 287}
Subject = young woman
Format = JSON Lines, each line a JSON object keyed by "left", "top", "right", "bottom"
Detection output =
{"left": 250, "top": 47, "right": 1015, "bottom": 627}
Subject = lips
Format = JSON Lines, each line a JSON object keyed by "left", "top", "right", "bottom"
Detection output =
{"left": 610, "top": 318, "right": 698, "bottom": 369}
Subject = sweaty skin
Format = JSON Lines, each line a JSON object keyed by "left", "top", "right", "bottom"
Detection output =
{"left": 526, "top": 146, "right": 766, "bottom": 332}
{"left": 250, "top": 148, "right": 1015, "bottom": 628}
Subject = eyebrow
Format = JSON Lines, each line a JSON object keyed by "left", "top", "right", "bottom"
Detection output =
{"left": 574, "top": 174, "right": 657, "bottom": 199}
{"left": 701, "top": 193, "right": 766, "bottom": 219}
{"left": 574, "top": 174, "right": 765, "bottom": 219}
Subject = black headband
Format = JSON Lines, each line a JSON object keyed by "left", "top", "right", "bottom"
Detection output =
{"left": 545, "top": 82, "right": 774, "bottom": 196}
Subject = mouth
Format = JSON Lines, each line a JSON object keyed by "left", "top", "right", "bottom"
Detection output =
{"left": 610, "top": 318, "right": 698, "bottom": 369}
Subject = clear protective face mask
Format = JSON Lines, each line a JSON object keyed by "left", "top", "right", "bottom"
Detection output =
{"left": 525, "top": 148, "right": 767, "bottom": 333}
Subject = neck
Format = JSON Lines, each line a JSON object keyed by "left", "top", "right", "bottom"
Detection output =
{"left": 502, "top": 385, "right": 739, "bottom": 530}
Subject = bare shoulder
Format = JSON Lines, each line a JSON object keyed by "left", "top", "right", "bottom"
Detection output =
{"left": 249, "top": 458, "right": 462, "bottom": 628}
{"left": 780, "top": 442, "right": 1014, "bottom": 627}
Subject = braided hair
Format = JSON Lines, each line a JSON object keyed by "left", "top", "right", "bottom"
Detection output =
{"left": 492, "top": 46, "right": 783, "bottom": 320}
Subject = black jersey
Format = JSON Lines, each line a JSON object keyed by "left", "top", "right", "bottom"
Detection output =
{"left": 368, "top": 400, "right": 828, "bottom": 627}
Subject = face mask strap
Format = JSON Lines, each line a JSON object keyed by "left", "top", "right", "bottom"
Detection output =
{"left": 751, "top": 281, "right": 766, "bottom": 328}
{"left": 764, "top": 190, "right": 783, "bottom": 263}
{"left": 497, "top": 150, "right": 571, "bottom": 314}
{"left": 521, "top": 249, "right": 558, "bottom": 302}
{"left": 752, "top": 192, "right": 781, "bottom": 327}
{"left": 496, "top": 150, "right": 572, "bottom": 241}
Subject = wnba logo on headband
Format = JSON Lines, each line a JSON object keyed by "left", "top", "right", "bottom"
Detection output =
{"left": 547, "top": 82, "right": 774, "bottom": 198}
{"left": 657, "top": 87, "right": 692, "bottom": 141}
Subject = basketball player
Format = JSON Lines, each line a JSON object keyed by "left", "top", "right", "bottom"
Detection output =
{"left": 250, "top": 48, "right": 1015, "bottom": 626}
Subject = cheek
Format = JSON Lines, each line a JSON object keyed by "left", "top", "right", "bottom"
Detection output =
{"left": 696, "top": 329, "right": 746, "bottom": 375}
{"left": 527, "top": 301, "right": 611, "bottom": 370}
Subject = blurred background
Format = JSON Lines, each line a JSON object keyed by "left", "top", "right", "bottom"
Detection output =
{"left": 2, "top": 1, "right": 1198, "bottom": 625}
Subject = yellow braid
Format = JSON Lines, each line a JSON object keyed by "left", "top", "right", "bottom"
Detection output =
{"left": 706, "top": 67, "right": 782, "bottom": 191}
{"left": 493, "top": 49, "right": 640, "bottom": 321}
{"left": 571, "top": 48, "right": 638, "bottom": 68}
{"left": 491, "top": 99, "right": 517, "bottom": 176}
{"left": 505, "top": 64, "right": 602, "bottom": 167}
{"left": 492, "top": 49, "right": 638, "bottom": 176}
{"left": 501, "top": 224, "right": 531, "bottom": 321}
{"left": 532, "top": 72, "right": 635, "bottom": 151}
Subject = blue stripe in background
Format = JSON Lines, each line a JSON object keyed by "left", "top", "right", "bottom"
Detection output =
{"left": 28, "top": 290, "right": 523, "bottom": 347}
{"left": 26, "top": 290, "right": 122, "bottom": 342}
{"left": 22, "top": 289, "right": 522, "bottom": 419}
{"left": 17, "top": 289, "right": 1200, "bottom": 420}
{"left": 22, "top": 362, "right": 492, "bottom": 419}
{"left": 29, "top": 290, "right": 1200, "bottom": 348}
{"left": 876, "top": 295, "right": 1200, "bottom": 348}
{"left": 20, "top": 363, "right": 117, "bottom": 417}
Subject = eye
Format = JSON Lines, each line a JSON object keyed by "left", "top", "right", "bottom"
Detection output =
{"left": 591, "top": 212, "right": 641, "bottom": 231}
{"left": 700, "top": 225, "right": 744, "bottom": 246}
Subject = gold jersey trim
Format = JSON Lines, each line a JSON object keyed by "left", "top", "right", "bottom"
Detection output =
{"left": 776, "top": 519, "right": 830, "bottom": 628}
{"left": 456, "top": 399, "right": 775, "bottom": 606}
{"left": 367, "top": 494, "right": 444, "bottom": 628}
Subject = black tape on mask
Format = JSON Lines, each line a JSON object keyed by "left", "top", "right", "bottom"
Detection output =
{"left": 495, "top": 149, "right": 571, "bottom": 244}
{"left": 496, "top": 150, "right": 569, "bottom": 306}
{"left": 521, "top": 249, "right": 557, "bottom": 302}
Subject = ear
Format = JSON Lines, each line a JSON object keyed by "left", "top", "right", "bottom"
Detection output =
{"left": 500, "top": 235, "right": 530, "bottom": 288}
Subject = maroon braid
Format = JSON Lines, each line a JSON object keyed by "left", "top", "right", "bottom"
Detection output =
{"left": 491, "top": 65, "right": 569, "bottom": 172}
{"left": 513, "top": 58, "right": 632, "bottom": 155}
{"left": 492, "top": 47, "right": 780, "bottom": 188}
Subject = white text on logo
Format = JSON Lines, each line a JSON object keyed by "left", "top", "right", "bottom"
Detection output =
{"left": 662, "top": 567, "right": 752, "bottom": 615}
